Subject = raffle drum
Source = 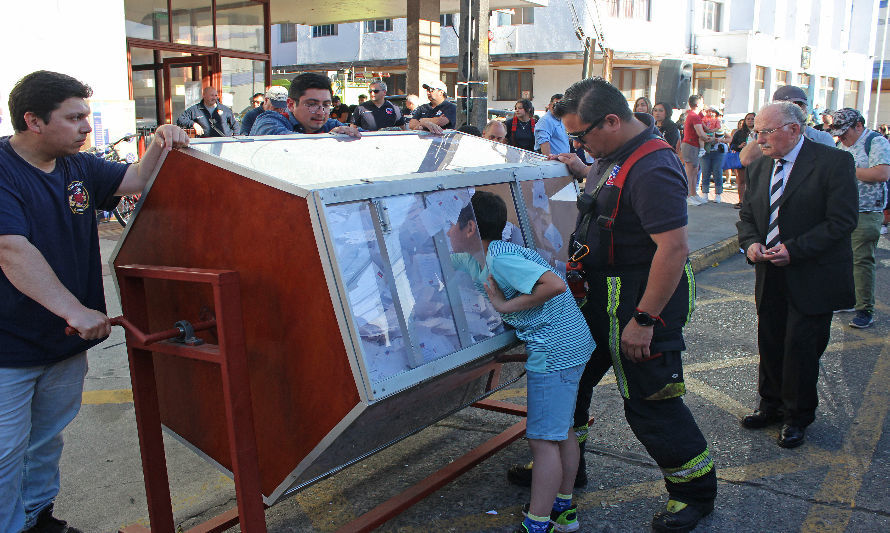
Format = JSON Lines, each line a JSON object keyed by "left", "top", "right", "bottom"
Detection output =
{"left": 110, "top": 130, "right": 581, "bottom": 507}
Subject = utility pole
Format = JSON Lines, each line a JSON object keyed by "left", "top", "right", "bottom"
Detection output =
{"left": 602, "top": 48, "right": 614, "bottom": 82}
{"left": 581, "top": 37, "right": 597, "bottom": 80}
{"left": 457, "top": 0, "right": 490, "bottom": 128}
{"left": 873, "top": 3, "right": 890, "bottom": 128}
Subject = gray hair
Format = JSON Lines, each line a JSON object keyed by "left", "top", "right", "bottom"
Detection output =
{"left": 762, "top": 101, "right": 806, "bottom": 127}
{"left": 407, "top": 94, "right": 420, "bottom": 105}
{"left": 484, "top": 119, "right": 506, "bottom": 133}
{"left": 370, "top": 80, "right": 387, "bottom": 93}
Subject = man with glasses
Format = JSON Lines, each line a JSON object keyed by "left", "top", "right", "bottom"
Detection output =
{"left": 409, "top": 80, "right": 457, "bottom": 134}
{"left": 740, "top": 85, "right": 834, "bottom": 167}
{"left": 508, "top": 77, "right": 716, "bottom": 533}
{"left": 351, "top": 81, "right": 404, "bottom": 131}
{"left": 737, "top": 102, "right": 857, "bottom": 449}
{"left": 829, "top": 108, "right": 890, "bottom": 329}
{"left": 250, "top": 73, "right": 361, "bottom": 137}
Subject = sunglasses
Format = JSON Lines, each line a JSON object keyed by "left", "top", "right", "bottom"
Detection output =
{"left": 369, "top": 89, "right": 382, "bottom": 94}
{"left": 567, "top": 115, "right": 606, "bottom": 146}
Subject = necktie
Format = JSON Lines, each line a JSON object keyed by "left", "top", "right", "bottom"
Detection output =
{"left": 765, "top": 159, "right": 786, "bottom": 249}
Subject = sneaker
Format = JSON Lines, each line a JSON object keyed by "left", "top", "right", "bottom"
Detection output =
{"left": 834, "top": 308, "right": 856, "bottom": 313}
{"left": 714, "top": 193, "right": 722, "bottom": 204}
{"left": 686, "top": 196, "right": 701, "bottom": 206}
{"left": 23, "top": 506, "right": 83, "bottom": 533}
{"left": 651, "top": 499, "right": 714, "bottom": 533}
{"left": 697, "top": 194, "right": 709, "bottom": 204}
{"left": 849, "top": 310, "right": 874, "bottom": 329}
{"left": 522, "top": 504, "right": 579, "bottom": 533}
{"left": 513, "top": 522, "right": 554, "bottom": 533}
{"left": 881, "top": 224, "right": 888, "bottom": 235}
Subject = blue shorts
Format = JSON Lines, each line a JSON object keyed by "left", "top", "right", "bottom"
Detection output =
{"left": 526, "top": 363, "right": 585, "bottom": 441}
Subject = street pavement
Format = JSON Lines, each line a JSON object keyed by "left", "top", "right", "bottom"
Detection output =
{"left": 55, "top": 197, "right": 890, "bottom": 532}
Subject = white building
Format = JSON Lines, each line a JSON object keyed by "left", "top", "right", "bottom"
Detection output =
{"left": 271, "top": 0, "right": 879, "bottom": 123}
{"left": 869, "top": 0, "right": 890, "bottom": 127}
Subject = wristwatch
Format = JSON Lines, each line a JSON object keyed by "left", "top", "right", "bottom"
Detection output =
{"left": 632, "top": 309, "right": 658, "bottom": 327}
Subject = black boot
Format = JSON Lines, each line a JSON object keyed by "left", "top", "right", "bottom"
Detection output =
{"left": 23, "top": 505, "right": 83, "bottom": 533}
{"left": 651, "top": 499, "right": 714, "bottom": 532}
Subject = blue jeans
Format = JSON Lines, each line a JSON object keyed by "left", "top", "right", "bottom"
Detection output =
{"left": 699, "top": 151, "right": 726, "bottom": 195}
{"left": 0, "top": 353, "right": 87, "bottom": 532}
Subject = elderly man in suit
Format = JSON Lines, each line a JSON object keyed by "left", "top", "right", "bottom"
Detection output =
{"left": 737, "top": 101, "right": 858, "bottom": 448}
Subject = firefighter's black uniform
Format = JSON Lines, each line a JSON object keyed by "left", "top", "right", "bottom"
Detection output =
{"left": 572, "top": 114, "right": 717, "bottom": 524}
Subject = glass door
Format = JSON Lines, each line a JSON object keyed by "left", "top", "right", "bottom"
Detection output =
{"left": 161, "top": 53, "right": 220, "bottom": 124}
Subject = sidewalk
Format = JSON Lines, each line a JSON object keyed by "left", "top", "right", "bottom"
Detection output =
{"left": 687, "top": 182, "right": 743, "bottom": 272}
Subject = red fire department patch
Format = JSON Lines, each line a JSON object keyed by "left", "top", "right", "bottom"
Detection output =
{"left": 67, "top": 181, "right": 90, "bottom": 214}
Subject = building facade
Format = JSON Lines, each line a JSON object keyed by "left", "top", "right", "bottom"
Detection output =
{"left": 272, "top": 0, "right": 879, "bottom": 123}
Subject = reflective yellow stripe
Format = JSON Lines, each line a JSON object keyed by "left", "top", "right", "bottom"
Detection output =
{"left": 664, "top": 447, "right": 715, "bottom": 483}
{"left": 685, "top": 261, "right": 696, "bottom": 325}
{"left": 606, "top": 276, "right": 629, "bottom": 398}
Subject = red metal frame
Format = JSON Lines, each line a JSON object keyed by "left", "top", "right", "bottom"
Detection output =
{"left": 115, "top": 264, "right": 266, "bottom": 533}
{"left": 116, "top": 263, "right": 534, "bottom": 532}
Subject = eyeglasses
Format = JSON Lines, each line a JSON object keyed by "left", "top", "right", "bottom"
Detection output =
{"left": 752, "top": 122, "right": 793, "bottom": 138}
{"left": 369, "top": 89, "right": 382, "bottom": 94}
{"left": 567, "top": 116, "right": 606, "bottom": 146}
{"left": 301, "top": 101, "right": 333, "bottom": 113}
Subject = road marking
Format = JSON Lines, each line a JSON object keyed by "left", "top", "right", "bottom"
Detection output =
{"left": 695, "top": 283, "right": 755, "bottom": 303}
{"left": 82, "top": 389, "right": 133, "bottom": 404}
{"left": 684, "top": 376, "right": 749, "bottom": 418}
{"left": 800, "top": 336, "right": 890, "bottom": 533}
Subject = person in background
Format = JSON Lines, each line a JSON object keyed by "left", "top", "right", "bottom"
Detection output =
{"left": 250, "top": 73, "right": 361, "bottom": 137}
{"left": 175, "top": 86, "right": 237, "bottom": 137}
{"left": 457, "top": 124, "right": 481, "bottom": 136}
{"left": 506, "top": 99, "right": 536, "bottom": 151}
{"left": 534, "top": 94, "right": 569, "bottom": 156}
{"left": 330, "top": 96, "right": 350, "bottom": 123}
{"left": 681, "top": 95, "right": 710, "bottom": 205}
{"left": 409, "top": 80, "right": 457, "bottom": 134}
{"left": 813, "top": 109, "right": 833, "bottom": 132}
{"left": 634, "top": 96, "right": 652, "bottom": 115}
{"left": 483, "top": 120, "right": 507, "bottom": 144}
{"left": 240, "top": 86, "right": 287, "bottom": 135}
{"left": 403, "top": 94, "right": 421, "bottom": 122}
{"left": 699, "top": 106, "right": 729, "bottom": 203}
{"left": 652, "top": 102, "right": 680, "bottom": 151}
{"left": 240, "top": 92, "right": 263, "bottom": 117}
{"left": 830, "top": 108, "right": 890, "bottom": 329}
{"left": 729, "top": 112, "right": 756, "bottom": 208}
{"left": 351, "top": 81, "right": 404, "bottom": 131}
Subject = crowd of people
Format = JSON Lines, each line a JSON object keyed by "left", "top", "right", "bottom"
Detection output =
{"left": 1, "top": 68, "right": 887, "bottom": 533}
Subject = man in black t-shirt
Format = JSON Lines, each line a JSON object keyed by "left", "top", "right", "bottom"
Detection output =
{"left": 506, "top": 77, "right": 717, "bottom": 533}
{"left": 409, "top": 80, "right": 457, "bottom": 134}
{"left": 351, "top": 81, "right": 404, "bottom": 131}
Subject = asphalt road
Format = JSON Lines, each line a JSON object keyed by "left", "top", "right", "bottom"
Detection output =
{"left": 56, "top": 225, "right": 890, "bottom": 532}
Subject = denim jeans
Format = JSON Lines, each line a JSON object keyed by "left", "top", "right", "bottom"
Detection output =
{"left": 700, "top": 150, "right": 727, "bottom": 195}
{"left": 851, "top": 211, "right": 883, "bottom": 313}
{"left": 0, "top": 353, "right": 87, "bottom": 532}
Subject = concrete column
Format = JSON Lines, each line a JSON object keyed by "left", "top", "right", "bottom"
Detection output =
{"left": 407, "top": 0, "right": 441, "bottom": 99}
{"left": 457, "top": 0, "right": 490, "bottom": 129}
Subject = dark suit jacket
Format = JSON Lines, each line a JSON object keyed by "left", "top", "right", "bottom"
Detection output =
{"left": 737, "top": 138, "right": 858, "bottom": 315}
{"left": 176, "top": 102, "right": 238, "bottom": 137}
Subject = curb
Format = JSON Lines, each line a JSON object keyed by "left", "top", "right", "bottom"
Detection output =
{"left": 689, "top": 235, "right": 740, "bottom": 273}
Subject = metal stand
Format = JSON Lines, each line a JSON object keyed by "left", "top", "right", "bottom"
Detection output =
{"left": 116, "top": 264, "right": 534, "bottom": 532}
{"left": 115, "top": 264, "right": 267, "bottom": 533}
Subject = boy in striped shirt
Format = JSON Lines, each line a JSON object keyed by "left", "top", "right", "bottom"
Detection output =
{"left": 448, "top": 191, "right": 594, "bottom": 533}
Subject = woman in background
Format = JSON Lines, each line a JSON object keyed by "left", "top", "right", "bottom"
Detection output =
{"left": 729, "top": 112, "right": 755, "bottom": 208}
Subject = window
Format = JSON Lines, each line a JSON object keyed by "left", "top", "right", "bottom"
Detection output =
{"left": 280, "top": 23, "right": 297, "bottom": 43}
{"left": 754, "top": 66, "right": 766, "bottom": 110}
{"left": 441, "top": 71, "right": 458, "bottom": 98}
{"left": 844, "top": 80, "right": 860, "bottom": 108}
{"left": 312, "top": 24, "right": 338, "bottom": 38}
{"left": 496, "top": 7, "right": 534, "bottom": 26}
{"left": 702, "top": 1, "right": 722, "bottom": 31}
{"left": 821, "top": 77, "right": 836, "bottom": 109}
{"left": 605, "top": 0, "right": 650, "bottom": 20}
{"left": 613, "top": 68, "right": 651, "bottom": 102}
{"left": 775, "top": 70, "right": 788, "bottom": 87}
{"left": 495, "top": 69, "right": 533, "bottom": 101}
{"left": 440, "top": 14, "right": 455, "bottom": 28}
{"left": 364, "top": 19, "right": 393, "bottom": 33}
{"left": 693, "top": 69, "right": 726, "bottom": 108}
{"left": 797, "top": 73, "right": 811, "bottom": 93}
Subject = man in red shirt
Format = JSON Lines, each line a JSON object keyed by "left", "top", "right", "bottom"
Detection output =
{"left": 680, "top": 95, "right": 710, "bottom": 205}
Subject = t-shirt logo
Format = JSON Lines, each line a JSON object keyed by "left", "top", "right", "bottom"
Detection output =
{"left": 435, "top": 110, "right": 443, "bottom": 116}
{"left": 67, "top": 181, "right": 90, "bottom": 214}
{"left": 385, "top": 108, "right": 394, "bottom": 114}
